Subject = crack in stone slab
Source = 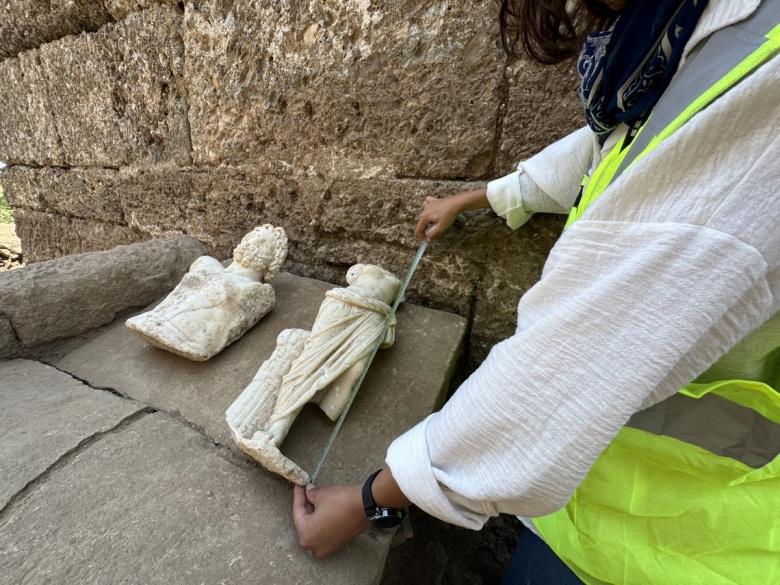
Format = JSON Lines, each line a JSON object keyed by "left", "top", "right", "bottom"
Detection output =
{"left": 41, "top": 359, "right": 132, "bottom": 400}
{"left": 0, "top": 408, "right": 154, "bottom": 519}
{"left": 39, "top": 359, "right": 270, "bottom": 476}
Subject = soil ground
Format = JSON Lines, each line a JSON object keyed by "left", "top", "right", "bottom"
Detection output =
{"left": 381, "top": 510, "right": 522, "bottom": 585}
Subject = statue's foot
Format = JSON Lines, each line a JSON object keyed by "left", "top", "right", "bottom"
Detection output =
{"left": 250, "top": 430, "right": 276, "bottom": 445}
{"left": 234, "top": 432, "right": 310, "bottom": 485}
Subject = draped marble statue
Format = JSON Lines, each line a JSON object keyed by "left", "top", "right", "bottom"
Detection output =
{"left": 226, "top": 264, "right": 401, "bottom": 484}
{"left": 126, "top": 225, "right": 288, "bottom": 361}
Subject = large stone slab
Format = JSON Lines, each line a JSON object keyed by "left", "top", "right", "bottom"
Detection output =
{"left": 301, "top": 178, "right": 486, "bottom": 249}
{"left": 0, "top": 5, "right": 190, "bottom": 167}
{"left": 116, "top": 167, "right": 309, "bottom": 259}
{"left": 0, "top": 0, "right": 112, "bottom": 61}
{"left": 183, "top": 0, "right": 504, "bottom": 179}
{"left": 12, "top": 209, "right": 146, "bottom": 264}
{"left": 495, "top": 58, "right": 584, "bottom": 176}
{"left": 0, "top": 235, "right": 205, "bottom": 347}
{"left": 104, "top": 0, "right": 183, "bottom": 22}
{"left": 0, "top": 319, "right": 17, "bottom": 360}
{"left": 0, "top": 359, "right": 142, "bottom": 510}
{"left": 0, "top": 54, "right": 64, "bottom": 166}
{"left": 57, "top": 271, "right": 467, "bottom": 485}
{"left": 0, "top": 413, "right": 390, "bottom": 584}
{"left": 2, "top": 166, "right": 124, "bottom": 224}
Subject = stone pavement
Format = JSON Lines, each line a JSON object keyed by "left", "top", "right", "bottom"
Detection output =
{"left": 0, "top": 272, "right": 466, "bottom": 584}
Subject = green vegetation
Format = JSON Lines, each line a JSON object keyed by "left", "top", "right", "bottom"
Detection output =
{"left": 0, "top": 186, "right": 13, "bottom": 224}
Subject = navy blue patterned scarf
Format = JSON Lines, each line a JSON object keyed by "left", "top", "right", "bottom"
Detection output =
{"left": 579, "top": 0, "right": 709, "bottom": 143}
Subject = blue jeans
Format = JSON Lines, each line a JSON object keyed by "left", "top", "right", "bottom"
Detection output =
{"left": 500, "top": 529, "right": 583, "bottom": 585}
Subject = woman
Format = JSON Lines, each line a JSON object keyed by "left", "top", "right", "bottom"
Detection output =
{"left": 293, "top": 0, "right": 780, "bottom": 582}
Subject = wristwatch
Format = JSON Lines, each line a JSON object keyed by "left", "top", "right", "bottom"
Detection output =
{"left": 362, "top": 469, "right": 408, "bottom": 529}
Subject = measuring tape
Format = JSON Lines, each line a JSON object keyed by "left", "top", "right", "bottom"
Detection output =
{"left": 309, "top": 239, "right": 428, "bottom": 484}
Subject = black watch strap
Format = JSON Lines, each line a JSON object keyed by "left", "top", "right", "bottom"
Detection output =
{"left": 362, "top": 470, "right": 383, "bottom": 514}
{"left": 362, "top": 469, "right": 407, "bottom": 529}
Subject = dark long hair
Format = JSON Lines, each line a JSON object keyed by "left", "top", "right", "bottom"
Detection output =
{"left": 499, "top": 0, "right": 623, "bottom": 64}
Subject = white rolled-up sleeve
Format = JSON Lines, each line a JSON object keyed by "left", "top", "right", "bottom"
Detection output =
{"left": 486, "top": 126, "right": 595, "bottom": 229}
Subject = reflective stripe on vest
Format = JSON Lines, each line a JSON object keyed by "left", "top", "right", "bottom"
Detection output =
{"left": 564, "top": 0, "right": 780, "bottom": 229}
{"left": 534, "top": 4, "right": 780, "bottom": 583}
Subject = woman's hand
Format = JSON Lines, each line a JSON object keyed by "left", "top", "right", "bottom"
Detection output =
{"left": 292, "top": 468, "right": 412, "bottom": 559}
{"left": 415, "top": 187, "right": 490, "bottom": 242}
{"left": 292, "top": 483, "right": 370, "bottom": 559}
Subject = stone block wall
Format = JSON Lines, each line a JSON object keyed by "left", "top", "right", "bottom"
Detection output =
{"left": 0, "top": 0, "right": 583, "bottom": 369}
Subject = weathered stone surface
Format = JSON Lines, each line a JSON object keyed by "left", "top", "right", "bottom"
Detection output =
{"left": 0, "top": 235, "right": 206, "bottom": 347}
{"left": 184, "top": 0, "right": 505, "bottom": 179}
{"left": 0, "top": 1, "right": 112, "bottom": 61}
{"left": 0, "top": 318, "right": 18, "bottom": 360}
{"left": 115, "top": 167, "right": 307, "bottom": 259}
{"left": 57, "top": 272, "right": 467, "bottom": 483}
{"left": 495, "top": 57, "right": 584, "bottom": 176}
{"left": 13, "top": 209, "right": 145, "bottom": 264}
{"left": 2, "top": 166, "right": 124, "bottom": 224}
{"left": 0, "top": 54, "right": 64, "bottom": 166}
{"left": 301, "top": 177, "right": 482, "bottom": 246}
{"left": 0, "top": 359, "right": 142, "bottom": 509}
{"left": 0, "top": 413, "right": 391, "bottom": 584}
{"left": 104, "top": 0, "right": 183, "bottom": 22}
{"left": 286, "top": 234, "right": 482, "bottom": 318}
{"left": 0, "top": 5, "right": 190, "bottom": 167}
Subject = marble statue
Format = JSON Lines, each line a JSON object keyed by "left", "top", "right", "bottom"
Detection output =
{"left": 126, "top": 225, "right": 288, "bottom": 361}
{"left": 226, "top": 264, "right": 402, "bottom": 484}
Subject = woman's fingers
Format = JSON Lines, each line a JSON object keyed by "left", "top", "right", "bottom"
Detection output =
{"left": 292, "top": 484, "right": 314, "bottom": 524}
{"left": 291, "top": 484, "right": 371, "bottom": 559}
{"left": 415, "top": 196, "right": 459, "bottom": 242}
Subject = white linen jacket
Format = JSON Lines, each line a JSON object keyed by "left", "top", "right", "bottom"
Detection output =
{"left": 385, "top": 0, "right": 780, "bottom": 529}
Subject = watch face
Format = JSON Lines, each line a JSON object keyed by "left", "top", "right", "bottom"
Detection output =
{"left": 370, "top": 508, "right": 406, "bottom": 529}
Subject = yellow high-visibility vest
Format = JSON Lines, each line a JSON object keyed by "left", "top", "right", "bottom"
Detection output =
{"left": 533, "top": 4, "right": 780, "bottom": 583}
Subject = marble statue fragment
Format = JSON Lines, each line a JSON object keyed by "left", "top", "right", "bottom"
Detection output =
{"left": 226, "top": 264, "right": 402, "bottom": 484}
{"left": 126, "top": 225, "right": 288, "bottom": 361}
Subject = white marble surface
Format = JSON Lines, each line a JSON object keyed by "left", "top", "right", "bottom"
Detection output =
{"left": 126, "top": 225, "right": 288, "bottom": 361}
{"left": 226, "top": 264, "right": 401, "bottom": 484}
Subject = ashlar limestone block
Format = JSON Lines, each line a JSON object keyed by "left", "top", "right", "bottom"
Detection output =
{"left": 227, "top": 264, "right": 401, "bottom": 484}
{"left": 2, "top": 166, "right": 124, "bottom": 225}
{"left": 496, "top": 58, "right": 583, "bottom": 176}
{"left": 104, "top": 0, "right": 184, "bottom": 22}
{"left": 115, "top": 167, "right": 306, "bottom": 260}
{"left": 127, "top": 226, "right": 288, "bottom": 361}
{"left": 12, "top": 209, "right": 145, "bottom": 264}
{"left": 0, "top": 0, "right": 112, "bottom": 61}
{"left": 184, "top": 0, "right": 504, "bottom": 179}
{"left": 0, "top": 5, "right": 190, "bottom": 167}
{"left": 0, "top": 53, "right": 64, "bottom": 166}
